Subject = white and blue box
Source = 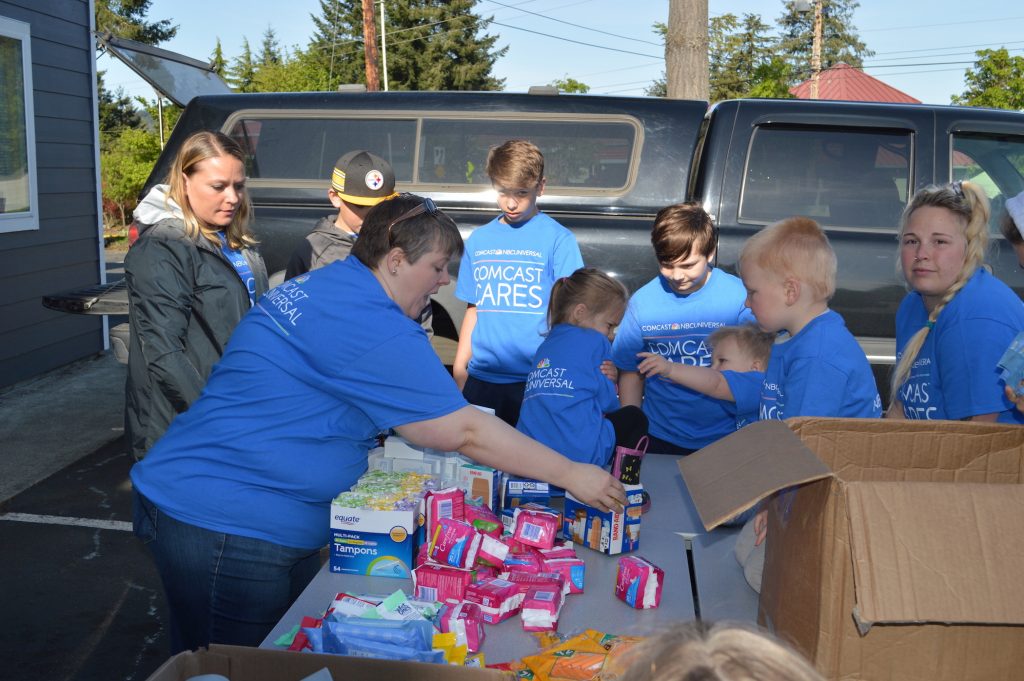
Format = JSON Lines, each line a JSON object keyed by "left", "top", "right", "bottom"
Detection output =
{"left": 564, "top": 484, "right": 644, "bottom": 555}
{"left": 329, "top": 502, "right": 417, "bottom": 579}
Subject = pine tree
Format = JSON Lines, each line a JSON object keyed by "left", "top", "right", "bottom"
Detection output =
{"left": 210, "top": 38, "right": 228, "bottom": 79}
{"left": 776, "top": 0, "right": 872, "bottom": 81}
{"left": 710, "top": 13, "right": 776, "bottom": 101}
{"left": 306, "top": 0, "right": 506, "bottom": 92}
{"left": 257, "top": 26, "right": 283, "bottom": 67}
{"left": 228, "top": 39, "right": 258, "bottom": 93}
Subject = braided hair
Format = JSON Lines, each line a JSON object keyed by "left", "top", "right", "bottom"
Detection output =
{"left": 888, "top": 181, "right": 990, "bottom": 411}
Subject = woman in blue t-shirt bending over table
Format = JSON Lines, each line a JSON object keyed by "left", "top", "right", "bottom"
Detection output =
{"left": 130, "top": 194, "right": 625, "bottom": 655}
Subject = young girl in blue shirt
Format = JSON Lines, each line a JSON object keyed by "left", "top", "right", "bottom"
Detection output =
{"left": 516, "top": 267, "right": 648, "bottom": 483}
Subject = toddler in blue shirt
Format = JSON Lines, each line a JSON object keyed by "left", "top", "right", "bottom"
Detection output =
{"left": 636, "top": 322, "right": 774, "bottom": 431}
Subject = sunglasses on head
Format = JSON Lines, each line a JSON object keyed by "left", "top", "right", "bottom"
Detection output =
{"left": 386, "top": 197, "right": 439, "bottom": 244}
{"left": 950, "top": 181, "right": 965, "bottom": 200}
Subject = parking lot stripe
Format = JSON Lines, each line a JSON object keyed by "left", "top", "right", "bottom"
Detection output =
{"left": 0, "top": 512, "right": 132, "bottom": 532}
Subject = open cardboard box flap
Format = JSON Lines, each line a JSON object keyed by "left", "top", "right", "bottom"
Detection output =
{"left": 678, "top": 419, "right": 832, "bottom": 530}
{"left": 846, "top": 481, "right": 1024, "bottom": 631}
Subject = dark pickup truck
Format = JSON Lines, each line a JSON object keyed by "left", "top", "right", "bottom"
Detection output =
{"left": 46, "top": 89, "right": 1024, "bottom": 391}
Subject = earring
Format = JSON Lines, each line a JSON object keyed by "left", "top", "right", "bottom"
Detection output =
{"left": 391, "top": 269, "right": 397, "bottom": 275}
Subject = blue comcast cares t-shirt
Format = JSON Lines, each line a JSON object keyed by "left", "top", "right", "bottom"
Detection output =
{"left": 130, "top": 257, "right": 468, "bottom": 550}
{"left": 895, "top": 268, "right": 1024, "bottom": 423}
{"left": 760, "top": 310, "right": 881, "bottom": 421}
{"left": 722, "top": 370, "right": 764, "bottom": 430}
{"left": 516, "top": 324, "right": 620, "bottom": 466}
{"left": 612, "top": 269, "right": 753, "bottom": 450}
{"left": 456, "top": 212, "right": 583, "bottom": 383}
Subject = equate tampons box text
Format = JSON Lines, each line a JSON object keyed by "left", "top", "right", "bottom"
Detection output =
{"left": 330, "top": 502, "right": 417, "bottom": 578}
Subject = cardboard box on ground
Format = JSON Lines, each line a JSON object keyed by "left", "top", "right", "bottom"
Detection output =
{"left": 144, "top": 645, "right": 506, "bottom": 681}
{"left": 679, "top": 417, "right": 1024, "bottom": 681}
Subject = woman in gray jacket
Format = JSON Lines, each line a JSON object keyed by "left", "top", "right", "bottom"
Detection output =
{"left": 124, "top": 131, "right": 268, "bottom": 460}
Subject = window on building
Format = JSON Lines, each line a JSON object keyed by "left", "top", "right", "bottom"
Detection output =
{"left": 0, "top": 16, "right": 38, "bottom": 233}
{"left": 740, "top": 126, "right": 912, "bottom": 230}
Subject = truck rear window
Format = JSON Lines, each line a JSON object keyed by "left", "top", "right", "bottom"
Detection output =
{"left": 741, "top": 126, "right": 912, "bottom": 230}
{"left": 224, "top": 113, "right": 638, "bottom": 193}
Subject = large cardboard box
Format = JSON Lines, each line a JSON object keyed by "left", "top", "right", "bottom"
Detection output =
{"left": 144, "top": 644, "right": 506, "bottom": 681}
{"left": 679, "top": 417, "right": 1024, "bottom": 681}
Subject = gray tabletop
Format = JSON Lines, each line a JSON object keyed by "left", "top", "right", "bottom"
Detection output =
{"left": 260, "top": 454, "right": 758, "bottom": 663}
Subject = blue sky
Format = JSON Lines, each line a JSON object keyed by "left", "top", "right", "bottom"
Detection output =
{"left": 100, "top": 0, "right": 1024, "bottom": 105}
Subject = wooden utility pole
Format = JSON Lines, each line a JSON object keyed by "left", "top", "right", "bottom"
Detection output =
{"left": 810, "top": 0, "right": 823, "bottom": 99}
{"left": 362, "top": 0, "right": 380, "bottom": 91}
{"left": 665, "top": 0, "right": 709, "bottom": 100}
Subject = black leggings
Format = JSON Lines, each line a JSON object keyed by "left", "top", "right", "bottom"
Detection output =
{"left": 605, "top": 405, "right": 649, "bottom": 450}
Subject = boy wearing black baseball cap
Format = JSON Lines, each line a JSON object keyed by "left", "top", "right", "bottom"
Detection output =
{"left": 285, "top": 150, "right": 398, "bottom": 279}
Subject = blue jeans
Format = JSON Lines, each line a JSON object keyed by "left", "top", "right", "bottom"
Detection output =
{"left": 133, "top": 492, "right": 321, "bottom": 653}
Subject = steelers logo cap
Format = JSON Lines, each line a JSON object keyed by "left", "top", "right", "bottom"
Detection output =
{"left": 330, "top": 150, "right": 398, "bottom": 206}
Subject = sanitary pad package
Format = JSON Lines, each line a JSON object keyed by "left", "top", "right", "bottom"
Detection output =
{"left": 520, "top": 584, "right": 565, "bottom": 632}
{"left": 429, "top": 517, "right": 482, "bottom": 569}
{"left": 438, "top": 601, "right": 486, "bottom": 653}
{"left": 614, "top": 555, "right": 663, "bottom": 609}
{"left": 464, "top": 577, "right": 523, "bottom": 624}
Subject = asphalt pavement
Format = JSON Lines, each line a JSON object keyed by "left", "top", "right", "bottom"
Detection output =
{"left": 0, "top": 248, "right": 171, "bottom": 681}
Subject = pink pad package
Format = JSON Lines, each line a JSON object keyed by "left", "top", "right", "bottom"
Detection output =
{"left": 538, "top": 541, "right": 577, "bottom": 560}
{"left": 512, "top": 506, "right": 560, "bottom": 549}
{"left": 438, "top": 601, "right": 486, "bottom": 653}
{"left": 542, "top": 556, "right": 585, "bottom": 594}
{"left": 429, "top": 517, "right": 481, "bottom": 569}
{"left": 413, "top": 562, "right": 476, "bottom": 603}
{"left": 500, "top": 570, "right": 567, "bottom": 597}
{"left": 425, "top": 487, "right": 465, "bottom": 537}
{"left": 464, "top": 577, "right": 523, "bottom": 624}
{"left": 502, "top": 546, "right": 543, "bottom": 574}
{"left": 520, "top": 585, "right": 565, "bottom": 632}
{"left": 615, "top": 555, "right": 664, "bottom": 609}
{"left": 475, "top": 533, "right": 510, "bottom": 569}
{"left": 464, "top": 502, "right": 503, "bottom": 539}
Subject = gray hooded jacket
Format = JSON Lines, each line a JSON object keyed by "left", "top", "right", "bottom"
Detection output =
{"left": 124, "top": 185, "right": 269, "bottom": 460}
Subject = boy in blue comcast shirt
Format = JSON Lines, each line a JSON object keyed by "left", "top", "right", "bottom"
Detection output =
{"left": 454, "top": 139, "right": 584, "bottom": 425}
{"left": 636, "top": 323, "right": 775, "bottom": 431}
{"left": 612, "top": 203, "right": 753, "bottom": 455}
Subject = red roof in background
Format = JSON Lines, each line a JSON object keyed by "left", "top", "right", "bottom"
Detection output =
{"left": 789, "top": 63, "right": 921, "bottom": 104}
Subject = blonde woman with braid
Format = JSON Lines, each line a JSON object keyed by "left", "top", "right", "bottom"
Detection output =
{"left": 889, "top": 181, "right": 1024, "bottom": 422}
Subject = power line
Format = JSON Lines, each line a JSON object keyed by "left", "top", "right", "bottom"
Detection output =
{"left": 481, "top": 0, "right": 661, "bottom": 46}
{"left": 486, "top": 19, "right": 662, "bottom": 59}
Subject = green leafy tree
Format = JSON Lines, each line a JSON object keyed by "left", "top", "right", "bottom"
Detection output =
{"left": 550, "top": 77, "right": 590, "bottom": 94}
{"left": 952, "top": 48, "right": 1024, "bottom": 110}
{"left": 210, "top": 39, "right": 228, "bottom": 78}
{"left": 776, "top": 0, "right": 872, "bottom": 80}
{"left": 100, "top": 127, "right": 162, "bottom": 227}
{"left": 252, "top": 48, "right": 325, "bottom": 92}
{"left": 228, "top": 39, "right": 258, "bottom": 93}
{"left": 746, "top": 56, "right": 795, "bottom": 98}
{"left": 305, "top": 0, "right": 506, "bottom": 91}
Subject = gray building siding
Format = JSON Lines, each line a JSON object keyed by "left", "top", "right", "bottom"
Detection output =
{"left": 0, "top": 0, "right": 103, "bottom": 387}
